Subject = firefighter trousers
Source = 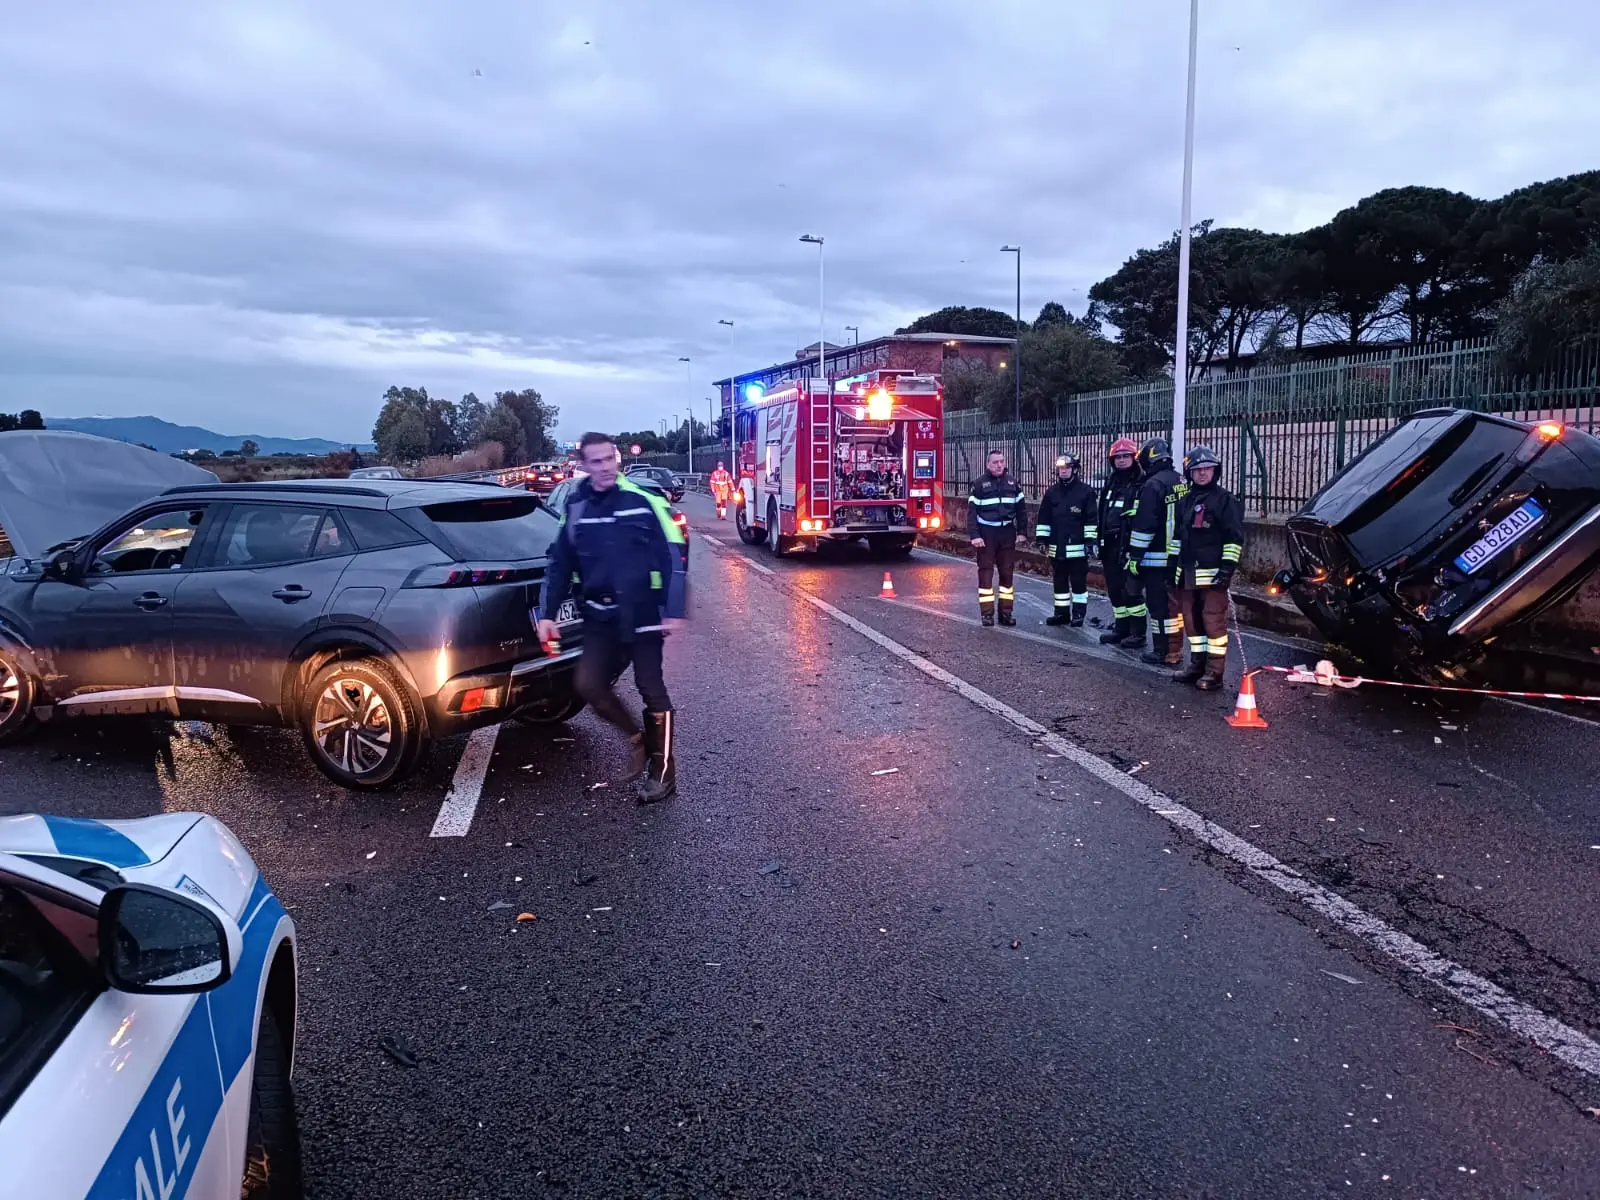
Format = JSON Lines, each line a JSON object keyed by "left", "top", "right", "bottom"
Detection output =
{"left": 1101, "top": 552, "right": 1144, "bottom": 628}
{"left": 975, "top": 540, "right": 1017, "bottom": 616}
{"left": 1050, "top": 556, "right": 1088, "bottom": 614}
{"left": 1137, "top": 570, "right": 1182, "bottom": 643}
{"left": 1176, "top": 586, "right": 1231, "bottom": 666}
{"left": 575, "top": 624, "right": 672, "bottom": 736}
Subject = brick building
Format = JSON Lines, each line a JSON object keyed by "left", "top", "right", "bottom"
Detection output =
{"left": 714, "top": 332, "right": 1015, "bottom": 417}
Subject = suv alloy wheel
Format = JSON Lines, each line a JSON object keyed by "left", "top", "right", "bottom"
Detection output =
{"left": 300, "top": 657, "right": 424, "bottom": 790}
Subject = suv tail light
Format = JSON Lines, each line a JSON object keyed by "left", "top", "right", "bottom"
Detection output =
{"left": 404, "top": 563, "right": 543, "bottom": 588}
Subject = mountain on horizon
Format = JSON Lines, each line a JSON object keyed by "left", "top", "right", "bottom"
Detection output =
{"left": 45, "top": 415, "right": 374, "bottom": 456}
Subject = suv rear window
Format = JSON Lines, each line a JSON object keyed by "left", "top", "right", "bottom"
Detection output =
{"left": 416, "top": 496, "right": 559, "bottom": 560}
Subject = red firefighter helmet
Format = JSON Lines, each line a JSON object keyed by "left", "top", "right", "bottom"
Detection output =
{"left": 1108, "top": 437, "right": 1139, "bottom": 459}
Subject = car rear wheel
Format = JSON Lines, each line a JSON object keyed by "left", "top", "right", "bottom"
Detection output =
{"left": 0, "top": 653, "right": 35, "bottom": 745}
{"left": 301, "top": 657, "right": 424, "bottom": 790}
{"left": 511, "top": 694, "right": 587, "bottom": 725}
{"left": 240, "top": 1006, "right": 304, "bottom": 1199}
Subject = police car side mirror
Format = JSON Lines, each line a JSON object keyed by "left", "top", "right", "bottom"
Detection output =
{"left": 97, "top": 883, "right": 242, "bottom": 995}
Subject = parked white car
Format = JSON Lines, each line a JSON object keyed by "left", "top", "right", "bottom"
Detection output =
{"left": 0, "top": 813, "right": 301, "bottom": 1199}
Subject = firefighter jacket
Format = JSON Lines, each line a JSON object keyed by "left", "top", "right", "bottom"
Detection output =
{"left": 539, "top": 475, "right": 687, "bottom": 639}
{"left": 709, "top": 467, "right": 732, "bottom": 495}
{"left": 1034, "top": 478, "right": 1098, "bottom": 559}
{"left": 1097, "top": 467, "right": 1142, "bottom": 556}
{"left": 966, "top": 472, "right": 1028, "bottom": 546}
{"left": 1126, "top": 466, "right": 1184, "bottom": 570}
{"left": 1174, "top": 481, "right": 1245, "bottom": 588}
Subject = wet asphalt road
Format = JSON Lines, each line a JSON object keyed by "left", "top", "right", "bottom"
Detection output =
{"left": 6, "top": 490, "right": 1600, "bottom": 1197}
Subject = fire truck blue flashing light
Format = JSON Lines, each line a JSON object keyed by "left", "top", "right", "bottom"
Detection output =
{"left": 742, "top": 382, "right": 765, "bottom": 403}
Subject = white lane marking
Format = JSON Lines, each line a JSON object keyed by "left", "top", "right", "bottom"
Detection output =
{"left": 701, "top": 533, "right": 724, "bottom": 547}
{"left": 747, "top": 560, "right": 776, "bottom": 575}
{"left": 1494, "top": 696, "right": 1600, "bottom": 729}
{"left": 788, "top": 588, "right": 1600, "bottom": 1079}
{"left": 430, "top": 723, "right": 500, "bottom": 837}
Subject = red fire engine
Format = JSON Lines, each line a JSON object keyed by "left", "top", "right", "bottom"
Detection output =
{"left": 732, "top": 369, "right": 944, "bottom": 556}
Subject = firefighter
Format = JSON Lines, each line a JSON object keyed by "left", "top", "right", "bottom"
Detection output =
{"left": 967, "top": 448, "right": 1028, "bottom": 627}
{"left": 1035, "top": 454, "right": 1097, "bottom": 626}
{"left": 1170, "top": 445, "right": 1245, "bottom": 690}
{"left": 1096, "top": 437, "right": 1145, "bottom": 645}
{"left": 1125, "top": 436, "right": 1187, "bottom": 665}
{"left": 537, "top": 432, "right": 688, "bottom": 803}
{"left": 709, "top": 460, "right": 733, "bottom": 519}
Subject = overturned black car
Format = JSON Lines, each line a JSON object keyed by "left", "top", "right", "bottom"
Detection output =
{"left": 1277, "top": 409, "right": 1600, "bottom": 686}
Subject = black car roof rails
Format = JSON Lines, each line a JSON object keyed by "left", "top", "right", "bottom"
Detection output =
{"left": 161, "top": 482, "right": 390, "bottom": 498}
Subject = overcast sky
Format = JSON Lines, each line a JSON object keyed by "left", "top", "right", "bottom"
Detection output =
{"left": 3, "top": 1, "right": 1597, "bottom": 443}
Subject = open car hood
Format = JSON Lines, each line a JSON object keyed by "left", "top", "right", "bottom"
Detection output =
{"left": 0, "top": 430, "right": 217, "bottom": 558}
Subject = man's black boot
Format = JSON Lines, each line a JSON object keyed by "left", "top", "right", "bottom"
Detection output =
{"left": 1046, "top": 608, "right": 1070, "bottom": 626}
{"left": 998, "top": 610, "right": 1016, "bottom": 627}
{"left": 1069, "top": 603, "right": 1086, "bottom": 628}
{"left": 1171, "top": 654, "right": 1206, "bottom": 685}
{"left": 981, "top": 611, "right": 995, "bottom": 627}
{"left": 1099, "top": 617, "right": 1127, "bottom": 645}
{"left": 637, "top": 710, "right": 677, "bottom": 804}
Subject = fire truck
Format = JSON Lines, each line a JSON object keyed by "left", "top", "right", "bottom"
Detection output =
{"left": 732, "top": 368, "right": 945, "bottom": 556}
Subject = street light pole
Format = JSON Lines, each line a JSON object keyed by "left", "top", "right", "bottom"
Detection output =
{"left": 678, "top": 356, "right": 693, "bottom": 475}
{"left": 1001, "top": 245, "right": 1022, "bottom": 472}
{"left": 718, "top": 318, "right": 735, "bottom": 464}
{"left": 1171, "top": 0, "right": 1200, "bottom": 461}
{"left": 845, "top": 325, "right": 859, "bottom": 345}
{"left": 800, "top": 234, "right": 825, "bottom": 397}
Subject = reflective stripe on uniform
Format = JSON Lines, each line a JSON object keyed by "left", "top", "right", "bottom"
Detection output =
{"left": 1128, "top": 531, "right": 1154, "bottom": 550}
{"left": 1127, "top": 604, "right": 1148, "bottom": 618}
{"left": 1188, "top": 636, "right": 1207, "bottom": 654}
{"left": 1035, "top": 525, "right": 1053, "bottom": 538}
{"left": 1061, "top": 544, "right": 1086, "bottom": 558}
{"left": 1206, "top": 636, "right": 1230, "bottom": 656}
{"left": 1161, "top": 617, "right": 1185, "bottom": 634}
{"left": 1193, "top": 568, "right": 1220, "bottom": 586}
{"left": 1071, "top": 592, "right": 1088, "bottom": 605}
{"left": 1221, "top": 543, "right": 1243, "bottom": 563}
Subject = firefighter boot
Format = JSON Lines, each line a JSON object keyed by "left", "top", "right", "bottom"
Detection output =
{"left": 1069, "top": 602, "right": 1087, "bottom": 628}
{"left": 623, "top": 730, "right": 648, "bottom": 782}
{"left": 981, "top": 611, "right": 995, "bottom": 627}
{"left": 1171, "top": 654, "right": 1207, "bottom": 685}
{"left": 1196, "top": 655, "right": 1227, "bottom": 692}
{"left": 1046, "top": 606, "right": 1071, "bottom": 626}
{"left": 1099, "top": 615, "right": 1127, "bottom": 644}
{"left": 1142, "top": 633, "right": 1177, "bottom": 666}
{"left": 998, "top": 610, "right": 1017, "bottom": 627}
{"left": 1118, "top": 615, "right": 1146, "bottom": 650}
{"left": 637, "top": 710, "right": 677, "bottom": 804}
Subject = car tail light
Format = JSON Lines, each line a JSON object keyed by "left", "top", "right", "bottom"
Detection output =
{"left": 404, "top": 564, "right": 538, "bottom": 588}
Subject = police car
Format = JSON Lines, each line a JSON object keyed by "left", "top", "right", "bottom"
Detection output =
{"left": 0, "top": 813, "right": 301, "bottom": 1199}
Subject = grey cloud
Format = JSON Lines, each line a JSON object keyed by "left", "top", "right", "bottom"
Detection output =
{"left": 1, "top": 0, "right": 1597, "bottom": 440}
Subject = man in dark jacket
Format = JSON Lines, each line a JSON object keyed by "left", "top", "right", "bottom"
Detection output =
{"left": 1170, "top": 445, "right": 1245, "bottom": 690}
{"left": 537, "top": 432, "right": 688, "bottom": 802}
{"left": 967, "top": 448, "right": 1028, "bottom": 626}
{"left": 1035, "top": 454, "right": 1097, "bottom": 626}
{"left": 1096, "top": 437, "right": 1144, "bottom": 645}
{"left": 1125, "top": 437, "right": 1186, "bottom": 664}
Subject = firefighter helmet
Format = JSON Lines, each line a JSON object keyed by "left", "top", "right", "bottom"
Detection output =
{"left": 1138, "top": 437, "right": 1173, "bottom": 472}
{"left": 1108, "top": 437, "right": 1139, "bottom": 459}
{"left": 1054, "top": 454, "right": 1080, "bottom": 476}
{"left": 1183, "top": 444, "right": 1221, "bottom": 483}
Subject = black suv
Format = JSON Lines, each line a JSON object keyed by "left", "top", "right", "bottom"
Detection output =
{"left": 0, "top": 434, "right": 583, "bottom": 789}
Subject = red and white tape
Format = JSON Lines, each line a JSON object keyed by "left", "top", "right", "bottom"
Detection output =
{"left": 1259, "top": 660, "right": 1600, "bottom": 704}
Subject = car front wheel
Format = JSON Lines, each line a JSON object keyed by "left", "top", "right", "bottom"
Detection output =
{"left": 301, "top": 657, "right": 424, "bottom": 790}
{"left": 0, "top": 652, "right": 35, "bottom": 745}
{"left": 241, "top": 1006, "right": 304, "bottom": 1199}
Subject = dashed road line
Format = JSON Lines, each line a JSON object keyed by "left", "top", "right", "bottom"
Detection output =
{"left": 430, "top": 723, "right": 500, "bottom": 837}
{"left": 706, "top": 538, "right": 1600, "bottom": 1079}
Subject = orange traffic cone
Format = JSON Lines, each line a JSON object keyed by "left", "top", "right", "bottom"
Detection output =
{"left": 880, "top": 571, "right": 897, "bottom": 600}
{"left": 1225, "top": 670, "right": 1269, "bottom": 729}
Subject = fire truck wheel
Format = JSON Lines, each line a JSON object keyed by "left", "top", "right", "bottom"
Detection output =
{"left": 735, "top": 496, "right": 763, "bottom": 545}
{"left": 766, "top": 500, "right": 793, "bottom": 557}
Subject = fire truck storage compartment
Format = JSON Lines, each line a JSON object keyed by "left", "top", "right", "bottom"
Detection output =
{"left": 834, "top": 414, "right": 908, "bottom": 525}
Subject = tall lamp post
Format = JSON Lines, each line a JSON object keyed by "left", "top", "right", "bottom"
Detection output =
{"left": 799, "top": 234, "right": 825, "bottom": 395}
{"left": 678, "top": 356, "right": 693, "bottom": 475}
{"left": 1171, "top": 0, "right": 1200, "bottom": 460}
{"left": 718, "top": 318, "right": 735, "bottom": 463}
{"left": 1000, "top": 245, "right": 1023, "bottom": 471}
{"left": 845, "top": 325, "right": 859, "bottom": 345}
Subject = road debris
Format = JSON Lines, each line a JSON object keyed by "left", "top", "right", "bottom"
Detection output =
{"left": 1010, "top": 939, "right": 1022, "bottom": 950}
{"left": 1319, "top": 969, "right": 1363, "bottom": 986}
{"left": 870, "top": 767, "right": 900, "bottom": 776}
{"left": 1127, "top": 762, "right": 1148, "bottom": 776}
{"left": 516, "top": 912, "right": 537, "bottom": 922}
{"left": 590, "top": 781, "right": 609, "bottom": 790}
{"left": 758, "top": 861, "right": 784, "bottom": 875}
{"left": 378, "top": 1035, "right": 419, "bottom": 1069}
{"left": 487, "top": 900, "right": 514, "bottom": 912}
{"left": 365, "top": 850, "right": 377, "bottom": 860}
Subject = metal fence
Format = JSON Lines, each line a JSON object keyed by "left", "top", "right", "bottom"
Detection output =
{"left": 945, "top": 338, "right": 1600, "bottom": 514}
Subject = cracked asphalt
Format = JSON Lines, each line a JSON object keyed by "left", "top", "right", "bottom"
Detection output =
{"left": 5, "top": 489, "right": 1599, "bottom": 1197}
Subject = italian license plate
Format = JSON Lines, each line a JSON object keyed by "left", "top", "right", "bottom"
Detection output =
{"left": 556, "top": 600, "right": 578, "bottom": 623}
{"left": 1454, "top": 498, "right": 1545, "bottom": 574}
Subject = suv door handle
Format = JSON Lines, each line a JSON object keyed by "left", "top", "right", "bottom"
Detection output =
{"left": 272, "top": 586, "right": 313, "bottom": 603}
{"left": 134, "top": 592, "right": 168, "bottom": 611}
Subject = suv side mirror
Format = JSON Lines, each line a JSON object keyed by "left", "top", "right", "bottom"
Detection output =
{"left": 45, "top": 549, "right": 79, "bottom": 581}
{"left": 98, "top": 883, "right": 242, "bottom": 994}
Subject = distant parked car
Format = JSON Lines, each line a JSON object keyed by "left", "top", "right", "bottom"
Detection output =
{"left": 349, "top": 466, "right": 404, "bottom": 480}
{"left": 0, "top": 432, "right": 587, "bottom": 790}
{"left": 623, "top": 464, "right": 685, "bottom": 503}
{"left": 522, "top": 462, "right": 571, "bottom": 497}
